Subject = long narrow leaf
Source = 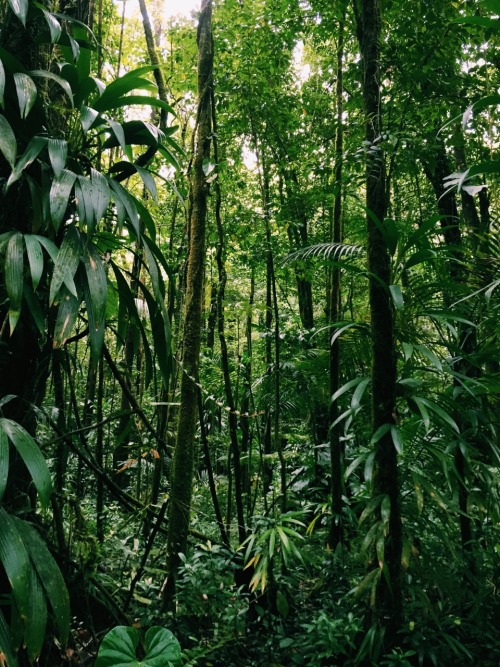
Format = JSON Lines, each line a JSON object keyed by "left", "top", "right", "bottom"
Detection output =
{"left": 5, "top": 232, "right": 24, "bottom": 333}
{"left": 24, "top": 567, "right": 47, "bottom": 662}
{"left": 53, "top": 286, "right": 81, "bottom": 348}
{"left": 50, "top": 169, "right": 77, "bottom": 231}
{"left": 49, "top": 225, "right": 81, "bottom": 305}
{"left": 30, "top": 70, "right": 73, "bottom": 106}
{"left": 0, "top": 114, "right": 17, "bottom": 167}
{"left": 48, "top": 139, "right": 68, "bottom": 178}
{"left": 13, "top": 72, "right": 37, "bottom": 118}
{"left": 0, "top": 508, "right": 30, "bottom": 620}
{"left": 24, "top": 234, "right": 44, "bottom": 290}
{"left": 14, "top": 519, "right": 70, "bottom": 644}
{"left": 7, "top": 136, "right": 48, "bottom": 189}
{"left": 82, "top": 242, "right": 107, "bottom": 360}
{"left": 0, "top": 419, "right": 53, "bottom": 507}
{"left": 8, "top": 0, "right": 28, "bottom": 25}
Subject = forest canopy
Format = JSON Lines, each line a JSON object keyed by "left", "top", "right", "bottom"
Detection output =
{"left": 0, "top": 0, "right": 498, "bottom": 665}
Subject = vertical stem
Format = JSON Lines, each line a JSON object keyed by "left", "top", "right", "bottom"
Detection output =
{"left": 164, "top": 0, "right": 213, "bottom": 608}
{"left": 96, "top": 355, "right": 105, "bottom": 543}
{"left": 328, "top": 3, "right": 346, "bottom": 550}
{"left": 358, "top": 0, "right": 402, "bottom": 641}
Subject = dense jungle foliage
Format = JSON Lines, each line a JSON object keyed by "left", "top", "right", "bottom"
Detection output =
{"left": 0, "top": 0, "right": 499, "bottom": 665}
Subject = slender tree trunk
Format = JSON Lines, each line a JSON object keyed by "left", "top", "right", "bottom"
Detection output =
{"left": 137, "top": 0, "right": 169, "bottom": 125}
{"left": 357, "top": 0, "right": 403, "bottom": 642}
{"left": 240, "top": 269, "right": 255, "bottom": 515}
{"left": 328, "top": 2, "right": 347, "bottom": 550}
{"left": 164, "top": 0, "right": 213, "bottom": 608}
{"left": 211, "top": 87, "right": 247, "bottom": 543}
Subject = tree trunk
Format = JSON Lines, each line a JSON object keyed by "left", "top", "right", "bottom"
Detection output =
{"left": 164, "top": 0, "right": 213, "bottom": 608}
{"left": 357, "top": 0, "right": 403, "bottom": 642}
{"left": 328, "top": 2, "right": 347, "bottom": 550}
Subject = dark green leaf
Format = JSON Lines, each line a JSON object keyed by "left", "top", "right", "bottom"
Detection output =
{"left": 49, "top": 225, "right": 81, "bottom": 305}
{"left": 24, "top": 234, "right": 44, "bottom": 290}
{"left": 37, "top": 6, "right": 62, "bottom": 42}
{"left": 390, "top": 426, "right": 404, "bottom": 455}
{"left": 14, "top": 519, "right": 70, "bottom": 644}
{"left": 0, "top": 508, "right": 30, "bottom": 620}
{"left": 91, "top": 168, "right": 111, "bottom": 224}
{"left": 5, "top": 232, "right": 24, "bottom": 333}
{"left": 80, "top": 105, "right": 99, "bottom": 132}
{"left": 0, "top": 114, "right": 17, "bottom": 167}
{"left": 30, "top": 70, "right": 73, "bottom": 106}
{"left": 24, "top": 567, "right": 47, "bottom": 662}
{"left": 50, "top": 169, "right": 77, "bottom": 231}
{"left": 82, "top": 242, "right": 107, "bottom": 360}
{"left": 95, "top": 626, "right": 139, "bottom": 667}
{"left": 108, "top": 179, "right": 140, "bottom": 238}
{"left": 13, "top": 72, "right": 37, "bottom": 118}
{"left": 389, "top": 284, "right": 404, "bottom": 310}
{"left": 7, "top": 136, "right": 48, "bottom": 189}
{"left": 53, "top": 286, "right": 80, "bottom": 348}
{"left": 0, "top": 419, "right": 53, "bottom": 507}
{"left": 48, "top": 139, "right": 68, "bottom": 178}
{"left": 359, "top": 495, "right": 383, "bottom": 526}
{"left": 8, "top": 0, "right": 28, "bottom": 25}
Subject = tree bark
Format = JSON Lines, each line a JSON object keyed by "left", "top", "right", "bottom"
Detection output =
{"left": 357, "top": 0, "right": 403, "bottom": 642}
{"left": 164, "top": 0, "right": 213, "bottom": 608}
{"left": 328, "top": 2, "right": 347, "bottom": 550}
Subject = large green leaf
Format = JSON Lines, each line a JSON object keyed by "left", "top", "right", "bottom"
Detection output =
{"left": 0, "top": 114, "right": 17, "bottom": 167}
{"left": 48, "top": 138, "right": 68, "bottom": 178}
{"left": 24, "top": 234, "right": 44, "bottom": 290}
{"left": 108, "top": 179, "right": 140, "bottom": 238}
{"left": 38, "top": 6, "right": 62, "bottom": 43}
{"left": 95, "top": 626, "right": 182, "bottom": 667}
{"left": 140, "top": 283, "right": 172, "bottom": 390}
{"left": 29, "top": 70, "right": 73, "bottom": 106}
{"left": 75, "top": 175, "right": 95, "bottom": 230}
{"left": 82, "top": 242, "right": 107, "bottom": 360}
{"left": 13, "top": 518, "right": 70, "bottom": 645}
{"left": 13, "top": 72, "right": 37, "bottom": 118}
{"left": 24, "top": 567, "right": 47, "bottom": 662}
{"left": 49, "top": 225, "right": 81, "bottom": 305}
{"left": 91, "top": 168, "right": 111, "bottom": 225}
{"left": 110, "top": 262, "right": 153, "bottom": 386}
{"left": 80, "top": 105, "right": 99, "bottom": 132}
{"left": 106, "top": 95, "right": 175, "bottom": 115}
{"left": 50, "top": 169, "right": 77, "bottom": 231}
{"left": 91, "top": 75, "right": 157, "bottom": 113}
{"left": 7, "top": 136, "right": 48, "bottom": 189}
{"left": 53, "top": 285, "right": 80, "bottom": 348}
{"left": 5, "top": 232, "right": 24, "bottom": 333}
{"left": 0, "top": 508, "right": 30, "bottom": 621}
{"left": 0, "top": 418, "right": 53, "bottom": 507}
{"left": 7, "top": 0, "right": 28, "bottom": 26}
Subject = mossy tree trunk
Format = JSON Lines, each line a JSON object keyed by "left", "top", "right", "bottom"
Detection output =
{"left": 356, "top": 0, "right": 403, "bottom": 643}
{"left": 328, "top": 1, "right": 347, "bottom": 551}
{"left": 164, "top": 0, "right": 213, "bottom": 608}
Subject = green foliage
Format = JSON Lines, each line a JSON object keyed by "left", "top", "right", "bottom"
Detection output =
{"left": 95, "top": 626, "right": 182, "bottom": 667}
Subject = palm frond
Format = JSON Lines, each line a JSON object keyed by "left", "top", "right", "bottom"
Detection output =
{"left": 283, "top": 242, "right": 365, "bottom": 265}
